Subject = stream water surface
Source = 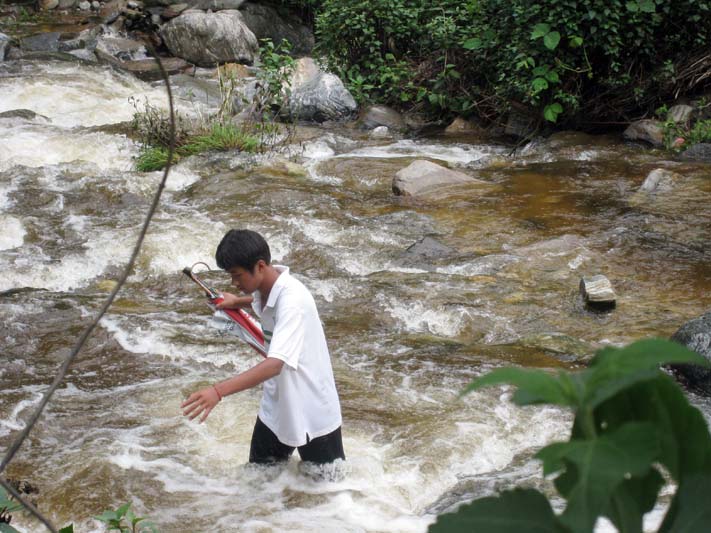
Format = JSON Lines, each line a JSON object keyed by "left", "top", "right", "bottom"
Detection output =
{"left": 1, "top": 59, "right": 710, "bottom": 533}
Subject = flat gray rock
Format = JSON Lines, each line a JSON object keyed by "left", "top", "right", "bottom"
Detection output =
{"left": 392, "top": 160, "right": 487, "bottom": 197}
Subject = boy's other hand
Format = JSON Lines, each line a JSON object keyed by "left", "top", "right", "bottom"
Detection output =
{"left": 215, "top": 292, "right": 252, "bottom": 309}
{"left": 181, "top": 386, "right": 221, "bottom": 423}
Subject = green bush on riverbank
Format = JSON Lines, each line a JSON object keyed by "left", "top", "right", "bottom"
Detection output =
{"left": 284, "top": 0, "right": 711, "bottom": 128}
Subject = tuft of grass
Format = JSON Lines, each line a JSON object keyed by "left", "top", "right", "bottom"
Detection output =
{"left": 180, "top": 123, "right": 260, "bottom": 156}
{"left": 135, "top": 146, "right": 175, "bottom": 172}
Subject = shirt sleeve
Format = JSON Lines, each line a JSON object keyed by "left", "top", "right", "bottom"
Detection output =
{"left": 267, "top": 304, "right": 304, "bottom": 370}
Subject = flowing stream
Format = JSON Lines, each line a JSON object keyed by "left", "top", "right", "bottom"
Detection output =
{"left": 1, "top": 59, "right": 710, "bottom": 533}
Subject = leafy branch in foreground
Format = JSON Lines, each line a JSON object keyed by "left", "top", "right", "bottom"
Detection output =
{"left": 431, "top": 339, "right": 711, "bottom": 533}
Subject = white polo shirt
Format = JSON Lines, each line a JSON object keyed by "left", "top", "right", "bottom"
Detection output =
{"left": 250, "top": 266, "right": 342, "bottom": 447}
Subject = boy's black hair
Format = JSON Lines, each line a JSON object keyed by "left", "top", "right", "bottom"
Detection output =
{"left": 215, "top": 229, "right": 271, "bottom": 272}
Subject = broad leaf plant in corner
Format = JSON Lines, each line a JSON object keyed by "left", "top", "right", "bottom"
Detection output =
{"left": 430, "top": 339, "right": 711, "bottom": 533}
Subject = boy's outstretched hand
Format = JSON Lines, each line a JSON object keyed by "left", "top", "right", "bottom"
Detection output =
{"left": 215, "top": 292, "right": 253, "bottom": 310}
{"left": 181, "top": 386, "right": 221, "bottom": 423}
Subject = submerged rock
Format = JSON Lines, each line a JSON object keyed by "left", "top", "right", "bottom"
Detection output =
{"left": 669, "top": 310, "right": 711, "bottom": 396}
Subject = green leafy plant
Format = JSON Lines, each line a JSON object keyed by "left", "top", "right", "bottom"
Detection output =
{"left": 254, "top": 38, "right": 296, "bottom": 116}
{"left": 95, "top": 502, "right": 157, "bottom": 533}
{"left": 430, "top": 339, "right": 711, "bottom": 533}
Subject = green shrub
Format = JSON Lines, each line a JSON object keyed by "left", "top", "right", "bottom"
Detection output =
{"left": 430, "top": 339, "right": 711, "bottom": 533}
{"left": 313, "top": 1, "right": 711, "bottom": 124}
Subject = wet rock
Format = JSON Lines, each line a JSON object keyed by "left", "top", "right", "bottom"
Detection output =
{"left": 638, "top": 168, "right": 682, "bottom": 193}
{"left": 95, "top": 35, "right": 148, "bottom": 61}
{"left": 392, "top": 160, "right": 487, "bottom": 197}
{"left": 0, "top": 109, "right": 50, "bottom": 122}
{"left": 79, "top": 0, "right": 91, "bottom": 10}
{"left": 669, "top": 310, "right": 711, "bottom": 396}
{"left": 579, "top": 275, "right": 616, "bottom": 310}
{"left": 398, "top": 237, "right": 457, "bottom": 269}
{"left": 94, "top": 49, "right": 192, "bottom": 80}
{"left": 284, "top": 57, "right": 357, "bottom": 122}
{"left": 444, "top": 116, "right": 484, "bottom": 136}
{"left": 0, "top": 33, "right": 9, "bottom": 61}
{"left": 667, "top": 104, "right": 694, "bottom": 125}
{"left": 623, "top": 119, "right": 664, "bottom": 147}
{"left": 680, "top": 143, "right": 711, "bottom": 162}
{"left": 68, "top": 48, "right": 98, "bottom": 62}
{"left": 160, "top": 9, "right": 258, "bottom": 67}
{"left": 20, "top": 32, "right": 62, "bottom": 52}
{"left": 240, "top": 2, "right": 314, "bottom": 56}
{"left": 369, "top": 126, "right": 390, "bottom": 138}
{"left": 357, "top": 105, "right": 407, "bottom": 132}
{"left": 515, "top": 332, "right": 592, "bottom": 359}
{"left": 39, "top": 0, "right": 59, "bottom": 9}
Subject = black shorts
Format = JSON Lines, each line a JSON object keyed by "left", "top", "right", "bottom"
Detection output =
{"left": 249, "top": 417, "right": 345, "bottom": 465}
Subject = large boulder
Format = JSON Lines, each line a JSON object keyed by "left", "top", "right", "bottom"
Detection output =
{"left": 669, "top": 310, "right": 711, "bottom": 395}
{"left": 240, "top": 2, "right": 314, "bottom": 57}
{"left": 623, "top": 119, "right": 664, "bottom": 147}
{"left": 160, "top": 9, "right": 258, "bottom": 67}
{"left": 392, "top": 160, "right": 489, "bottom": 197}
{"left": 284, "top": 58, "right": 357, "bottom": 122}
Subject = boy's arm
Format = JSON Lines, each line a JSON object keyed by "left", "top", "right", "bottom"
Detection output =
{"left": 181, "top": 357, "right": 284, "bottom": 423}
{"left": 215, "top": 291, "right": 253, "bottom": 309}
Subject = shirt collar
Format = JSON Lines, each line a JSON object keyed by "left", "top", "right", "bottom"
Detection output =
{"left": 259, "top": 265, "right": 289, "bottom": 309}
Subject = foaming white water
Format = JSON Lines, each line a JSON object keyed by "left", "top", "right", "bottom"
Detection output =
{"left": 0, "top": 386, "right": 44, "bottom": 436}
{"left": 0, "top": 62, "right": 209, "bottom": 128}
{"left": 341, "top": 139, "right": 505, "bottom": 165}
{"left": 0, "top": 124, "right": 137, "bottom": 172}
{"left": 140, "top": 215, "right": 228, "bottom": 276}
{"left": 100, "top": 314, "right": 259, "bottom": 368}
{"left": 0, "top": 227, "right": 134, "bottom": 291}
{"left": 380, "top": 296, "right": 467, "bottom": 337}
{"left": 0, "top": 215, "right": 26, "bottom": 250}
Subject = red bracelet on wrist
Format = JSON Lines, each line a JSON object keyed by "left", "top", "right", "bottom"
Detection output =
{"left": 213, "top": 385, "right": 222, "bottom": 401}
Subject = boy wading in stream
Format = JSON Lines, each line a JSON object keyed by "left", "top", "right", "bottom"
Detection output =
{"left": 181, "top": 229, "right": 345, "bottom": 468}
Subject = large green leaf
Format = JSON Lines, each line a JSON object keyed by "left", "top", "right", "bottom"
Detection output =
{"left": 0, "top": 524, "right": 21, "bottom": 533}
{"left": 461, "top": 368, "right": 578, "bottom": 407}
{"left": 544, "top": 31, "right": 561, "bottom": 50}
{"left": 660, "top": 474, "right": 711, "bottom": 532}
{"left": 583, "top": 339, "right": 708, "bottom": 409}
{"left": 588, "top": 374, "right": 711, "bottom": 480}
{"left": 428, "top": 488, "right": 566, "bottom": 533}
{"left": 605, "top": 469, "right": 665, "bottom": 533}
{"left": 536, "top": 423, "right": 659, "bottom": 533}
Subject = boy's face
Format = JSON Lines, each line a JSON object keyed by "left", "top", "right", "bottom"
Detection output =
{"left": 228, "top": 261, "right": 264, "bottom": 294}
